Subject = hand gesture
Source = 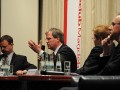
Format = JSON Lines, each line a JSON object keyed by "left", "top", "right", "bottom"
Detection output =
{"left": 28, "top": 40, "right": 42, "bottom": 54}
{"left": 101, "top": 35, "right": 113, "bottom": 56}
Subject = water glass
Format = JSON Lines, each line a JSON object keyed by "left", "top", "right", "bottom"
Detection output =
{"left": 9, "top": 65, "right": 13, "bottom": 76}
{"left": 1, "top": 65, "right": 13, "bottom": 76}
{"left": 64, "top": 61, "right": 71, "bottom": 75}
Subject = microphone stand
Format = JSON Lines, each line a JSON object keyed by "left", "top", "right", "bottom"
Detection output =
{"left": 37, "top": 54, "right": 41, "bottom": 74}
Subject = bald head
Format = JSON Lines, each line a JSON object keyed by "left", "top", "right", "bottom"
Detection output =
{"left": 110, "top": 15, "right": 120, "bottom": 41}
{"left": 113, "top": 15, "right": 120, "bottom": 22}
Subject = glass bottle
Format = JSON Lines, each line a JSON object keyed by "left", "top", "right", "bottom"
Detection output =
{"left": 56, "top": 53, "right": 62, "bottom": 72}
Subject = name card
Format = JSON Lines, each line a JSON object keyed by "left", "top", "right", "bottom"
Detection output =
{"left": 26, "top": 69, "right": 39, "bottom": 75}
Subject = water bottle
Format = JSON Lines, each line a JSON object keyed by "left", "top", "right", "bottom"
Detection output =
{"left": 1, "top": 57, "right": 10, "bottom": 76}
{"left": 56, "top": 53, "right": 62, "bottom": 72}
{"left": 49, "top": 54, "right": 54, "bottom": 71}
{"left": 45, "top": 53, "right": 49, "bottom": 71}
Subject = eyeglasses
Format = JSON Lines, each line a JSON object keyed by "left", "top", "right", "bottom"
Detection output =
{"left": 46, "top": 37, "right": 56, "bottom": 41}
{"left": 0, "top": 44, "right": 11, "bottom": 49}
{"left": 112, "top": 22, "right": 120, "bottom": 26}
{"left": 0, "top": 46, "right": 8, "bottom": 49}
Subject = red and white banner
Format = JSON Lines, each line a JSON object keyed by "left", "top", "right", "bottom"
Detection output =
{"left": 64, "top": 0, "right": 82, "bottom": 68}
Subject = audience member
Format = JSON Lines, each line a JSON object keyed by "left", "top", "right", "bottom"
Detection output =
{"left": 97, "top": 15, "right": 120, "bottom": 75}
{"left": 0, "top": 35, "right": 37, "bottom": 75}
{"left": 75, "top": 24, "right": 115, "bottom": 75}
{"left": 28, "top": 28, "right": 77, "bottom": 72}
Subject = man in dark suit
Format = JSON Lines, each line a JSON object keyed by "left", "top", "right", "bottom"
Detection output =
{"left": 0, "top": 35, "right": 37, "bottom": 75}
{"left": 28, "top": 28, "right": 77, "bottom": 72}
{"left": 97, "top": 15, "right": 120, "bottom": 75}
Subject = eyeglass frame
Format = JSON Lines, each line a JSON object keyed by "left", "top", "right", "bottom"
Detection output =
{"left": 112, "top": 22, "right": 120, "bottom": 26}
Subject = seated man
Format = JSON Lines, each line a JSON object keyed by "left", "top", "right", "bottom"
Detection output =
{"left": 97, "top": 15, "right": 120, "bottom": 75}
{"left": 0, "top": 35, "right": 37, "bottom": 75}
{"left": 28, "top": 28, "right": 77, "bottom": 72}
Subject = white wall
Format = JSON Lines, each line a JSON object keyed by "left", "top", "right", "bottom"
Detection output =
{"left": 1, "top": 0, "right": 38, "bottom": 66}
{"left": 1, "top": 0, "right": 120, "bottom": 68}
{"left": 41, "top": 0, "right": 120, "bottom": 67}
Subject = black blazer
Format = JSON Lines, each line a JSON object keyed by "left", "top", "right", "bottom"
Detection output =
{"left": 0, "top": 53, "right": 37, "bottom": 75}
{"left": 75, "top": 46, "right": 110, "bottom": 75}
{"left": 51, "top": 44, "right": 77, "bottom": 72}
{"left": 98, "top": 43, "right": 120, "bottom": 75}
{"left": 43, "top": 44, "right": 77, "bottom": 72}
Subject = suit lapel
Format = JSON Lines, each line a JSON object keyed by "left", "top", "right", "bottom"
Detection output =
{"left": 57, "top": 44, "right": 64, "bottom": 54}
{"left": 0, "top": 55, "right": 3, "bottom": 61}
{"left": 108, "top": 43, "right": 120, "bottom": 63}
{"left": 10, "top": 53, "right": 16, "bottom": 65}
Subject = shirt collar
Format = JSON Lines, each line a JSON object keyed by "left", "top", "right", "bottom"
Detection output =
{"left": 7, "top": 52, "right": 14, "bottom": 65}
{"left": 54, "top": 44, "right": 62, "bottom": 55}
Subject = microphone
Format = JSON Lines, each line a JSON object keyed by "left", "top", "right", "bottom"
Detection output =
{"left": 38, "top": 45, "right": 45, "bottom": 71}
{"left": 41, "top": 45, "right": 45, "bottom": 51}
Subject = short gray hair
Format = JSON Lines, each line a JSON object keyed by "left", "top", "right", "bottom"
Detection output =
{"left": 46, "top": 28, "right": 64, "bottom": 44}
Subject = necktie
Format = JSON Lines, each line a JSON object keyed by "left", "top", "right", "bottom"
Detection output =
{"left": 2, "top": 54, "right": 8, "bottom": 65}
{"left": 53, "top": 52, "right": 57, "bottom": 71}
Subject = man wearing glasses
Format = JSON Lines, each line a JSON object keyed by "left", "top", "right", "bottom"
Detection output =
{"left": 97, "top": 15, "right": 120, "bottom": 75}
{"left": 0, "top": 35, "right": 37, "bottom": 75}
{"left": 28, "top": 28, "right": 77, "bottom": 72}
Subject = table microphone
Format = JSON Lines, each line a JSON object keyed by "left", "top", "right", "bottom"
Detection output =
{"left": 38, "top": 45, "right": 45, "bottom": 71}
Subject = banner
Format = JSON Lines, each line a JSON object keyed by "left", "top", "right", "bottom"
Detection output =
{"left": 64, "top": 0, "right": 82, "bottom": 68}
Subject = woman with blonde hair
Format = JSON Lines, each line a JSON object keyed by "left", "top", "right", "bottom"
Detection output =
{"left": 75, "top": 24, "right": 115, "bottom": 75}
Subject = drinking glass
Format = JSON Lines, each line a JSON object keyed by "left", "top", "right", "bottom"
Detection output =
{"left": 1, "top": 65, "right": 13, "bottom": 76}
{"left": 64, "top": 61, "right": 71, "bottom": 75}
{"left": 9, "top": 65, "right": 13, "bottom": 76}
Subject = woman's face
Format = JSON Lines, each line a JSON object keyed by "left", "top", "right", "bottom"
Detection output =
{"left": 93, "top": 35, "right": 101, "bottom": 46}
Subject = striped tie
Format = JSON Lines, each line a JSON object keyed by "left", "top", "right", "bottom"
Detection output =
{"left": 2, "top": 54, "right": 8, "bottom": 65}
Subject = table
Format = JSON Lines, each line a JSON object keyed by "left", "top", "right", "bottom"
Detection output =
{"left": 19, "top": 75, "right": 72, "bottom": 90}
{"left": 0, "top": 76, "right": 22, "bottom": 90}
{"left": 0, "top": 75, "right": 73, "bottom": 90}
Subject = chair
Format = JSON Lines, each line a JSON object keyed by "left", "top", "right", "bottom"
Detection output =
{"left": 78, "top": 75, "right": 120, "bottom": 90}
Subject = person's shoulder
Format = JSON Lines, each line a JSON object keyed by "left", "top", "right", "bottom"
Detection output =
{"left": 60, "top": 44, "right": 75, "bottom": 53}
{"left": 61, "top": 44, "right": 74, "bottom": 51}
{"left": 61, "top": 44, "right": 71, "bottom": 49}
{"left": 13, "top": 53, "right": 27, "bottom": 58}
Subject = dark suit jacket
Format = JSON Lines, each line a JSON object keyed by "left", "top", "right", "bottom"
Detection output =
{"left": 75, "top": 46, "right": 110, "bottom": 75}
{"left": 0, "top": 53, "right": 37, "bottom": 75}
{"left": 57, "top": 44, "right": 77, "bottom": 72}
{"left": 43, "top": 44, "right": 77, "bottom": 72}
{"left": 98, "top": 43, "right": 120, "bottom": 75}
